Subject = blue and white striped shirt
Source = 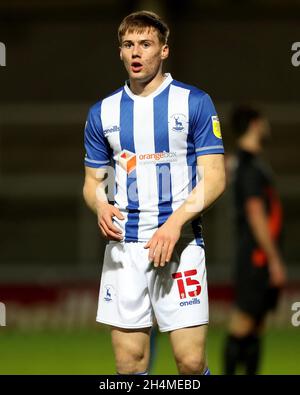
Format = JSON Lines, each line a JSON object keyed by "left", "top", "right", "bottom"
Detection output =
{"left": 84, "top": 74, "right": 224, "bottom": 245}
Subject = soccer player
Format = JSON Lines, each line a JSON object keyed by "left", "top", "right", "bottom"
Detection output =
{"left": 223, "top": 106, "right": 286, "bottom": 375}
{"left": 83, "top": 11, "right": 225, "bottom": 375}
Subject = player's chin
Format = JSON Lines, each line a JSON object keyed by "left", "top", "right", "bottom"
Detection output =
{"left": 129, "top": 72, "right": 144, "bottom": 80}
{"left": 128, "top": 69, "right": 148, "bottom": 79}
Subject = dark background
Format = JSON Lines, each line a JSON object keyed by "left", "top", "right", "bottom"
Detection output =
{"left": 0, "top": 0, "right": 299, "bottom": 285}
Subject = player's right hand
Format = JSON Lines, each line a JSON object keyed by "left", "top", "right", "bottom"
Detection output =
{"left": 97, "top": 202, "right": 124, "bottom": 241}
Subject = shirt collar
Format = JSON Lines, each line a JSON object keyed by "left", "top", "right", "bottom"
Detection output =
{"left": 124, "top": 73, "right": 173, "bottom": 100}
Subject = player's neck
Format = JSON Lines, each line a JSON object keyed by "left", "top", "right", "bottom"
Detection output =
{"left": 129, "top": 72, "right": 166, "bottom": 97}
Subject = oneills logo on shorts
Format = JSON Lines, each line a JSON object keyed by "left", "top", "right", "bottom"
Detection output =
{"left": 212, "top": 116, "right": 222, "bottom": 139}
{"left": 180, "top": 297, "right": 201, "bottom": 307}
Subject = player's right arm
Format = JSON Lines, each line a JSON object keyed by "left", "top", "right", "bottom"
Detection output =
{"left": 83, "top": 166, "right": 124, "bottom": 241}
{"left": 83, "top": 102, "right": 124, "bottom": 241}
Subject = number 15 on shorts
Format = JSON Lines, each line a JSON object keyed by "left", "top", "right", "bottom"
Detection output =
{"left": 172, "top": 269, "right": 201, "bottom": 299}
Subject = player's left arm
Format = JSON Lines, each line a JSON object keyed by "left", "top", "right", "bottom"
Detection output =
{"left": 144, "top": 153, "right": 226, "bottom": 267}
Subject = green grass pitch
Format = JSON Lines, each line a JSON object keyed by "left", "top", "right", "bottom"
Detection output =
{"left": 0, "top": 327, "right": 299, "bottom": 374}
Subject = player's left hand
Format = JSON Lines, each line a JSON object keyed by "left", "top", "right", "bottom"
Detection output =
{"left": 144, "top": 219, "right": 182, "bottom": 267}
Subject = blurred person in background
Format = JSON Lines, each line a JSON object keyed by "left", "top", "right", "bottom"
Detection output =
{"left": 223, "top": 106, "right": 286, "bottom": 375}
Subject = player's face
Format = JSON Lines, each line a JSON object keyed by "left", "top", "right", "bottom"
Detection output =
{"left": 120, "top": 28, "right": 169, "bottom": 83}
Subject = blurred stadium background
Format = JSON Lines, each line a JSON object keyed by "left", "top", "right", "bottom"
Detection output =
{"left": 0, "top": 0, "right": 299, "bottom": 374}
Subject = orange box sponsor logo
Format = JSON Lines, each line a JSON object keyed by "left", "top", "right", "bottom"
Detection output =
{"left": 139, "top": 151, "right": 177, "bottom": 163}
{"left": 118, "top": 150, "right": 177, "bottom": 172}
{"left": 118, "top": 150, "right": 136, "bottom": 174}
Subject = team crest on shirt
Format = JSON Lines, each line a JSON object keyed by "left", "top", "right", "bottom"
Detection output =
{"left": 103, "top": 284, "right": 115, "bottom": 302}
{"left": 170, "top": 113, "right": 187, "bottom": 133}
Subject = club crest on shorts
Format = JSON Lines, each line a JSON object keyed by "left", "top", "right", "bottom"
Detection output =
{"left": 104, "top": 284, "right": 115, "bottom": 302}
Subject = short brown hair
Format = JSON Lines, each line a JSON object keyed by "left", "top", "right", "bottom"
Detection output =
{"left": 118, "top": 11, "right": 169, "bottom": 45}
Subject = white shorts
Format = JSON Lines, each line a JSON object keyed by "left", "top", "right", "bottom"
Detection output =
{"left": 96, "top": 240, "right": 208, "bottom": 332}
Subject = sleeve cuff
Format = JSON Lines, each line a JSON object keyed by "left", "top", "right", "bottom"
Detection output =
{"left": 195, "top": 145, "right": 224, "bottom": 156}
{"left": 84, "top": 157, "right": 110, "bottom": 168}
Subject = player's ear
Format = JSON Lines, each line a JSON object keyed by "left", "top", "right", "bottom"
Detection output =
{"left": 161, "top": 44, "right": 169, "bottom": 60}
{"left": 119, "top": 47, "right": 123, "bottom": 61}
